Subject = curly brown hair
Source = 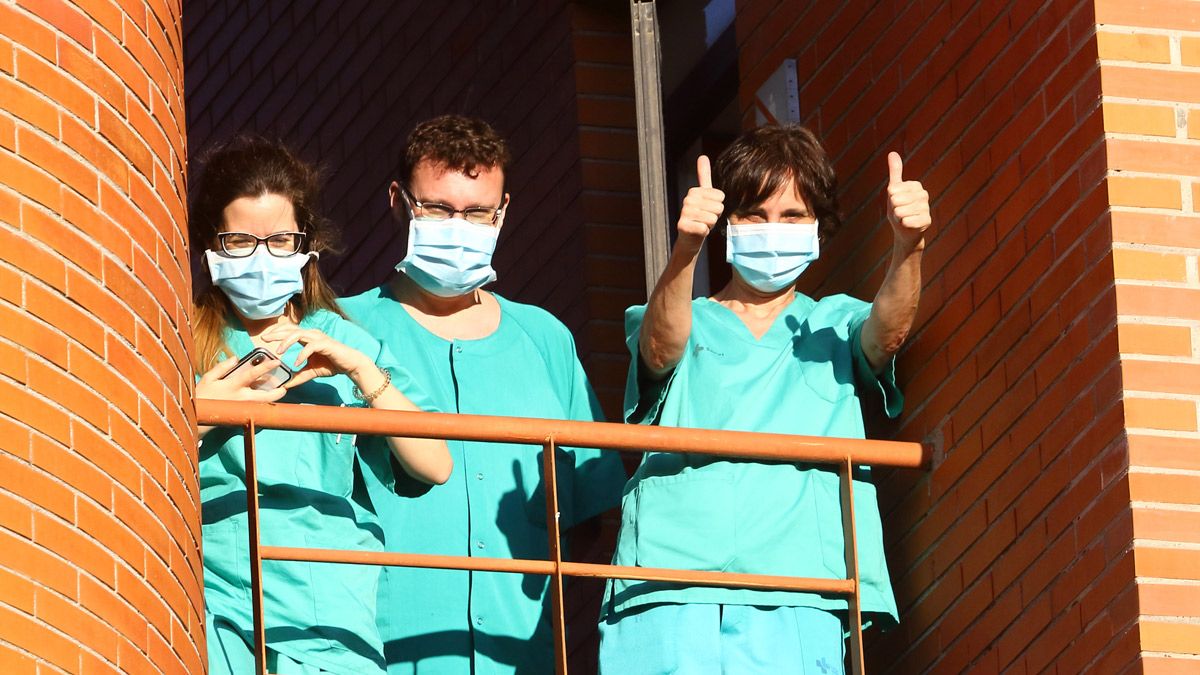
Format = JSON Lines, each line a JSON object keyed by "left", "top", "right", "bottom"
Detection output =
{"left": 399, "top": 114, "right": 510, "bottom": 182}
{"left": 712, "top": 124, "right": 842, "bottom": 243}
{"left": 189, "top": 135, "right": 345, "bottom": 370}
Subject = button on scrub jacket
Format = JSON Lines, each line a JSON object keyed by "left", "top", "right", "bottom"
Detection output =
{"left": 200, "top": 309, "right": 439, "bottom": 675}
{"left": 604, "top": 294, "right": 902, "bottom": 626}
{"left": 342, "top": 286, "right": 627, "bottom": 674}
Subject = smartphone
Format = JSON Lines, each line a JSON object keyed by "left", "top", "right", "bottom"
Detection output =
{"left": 222, "top": 347, "right": 294, "bottom": 391}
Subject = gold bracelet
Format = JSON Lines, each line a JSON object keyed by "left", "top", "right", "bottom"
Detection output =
{"left": 353, "top": 367, "right": 391, "bottom": 403}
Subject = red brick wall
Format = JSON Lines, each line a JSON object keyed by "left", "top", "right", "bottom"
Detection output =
{"left": 1098, "top": 1, "right": 1200, "bottom": 668}
{"left": 0, "top": 1, "right": 203, "bottom": 673}
{"left": 734, "top": 0, "right": 1135, "bottom": 672}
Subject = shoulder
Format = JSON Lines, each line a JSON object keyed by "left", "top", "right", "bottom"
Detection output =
{"left": 495, "top": 294, "right": 574, "bottom": 344}
{"left": 338, "top": 284, "right": 388, "bottom": 317}
{"left": 806, "top": 293, "right": 871, "bottom": 329}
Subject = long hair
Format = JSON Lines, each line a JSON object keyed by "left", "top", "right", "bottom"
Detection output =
{"left": 712, "top": 124, "right": 842, "bottom": 243}
{"left": 190, "top": 135, "right": 345, "bottom": 371}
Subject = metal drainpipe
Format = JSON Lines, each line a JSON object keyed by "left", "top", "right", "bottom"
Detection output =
{"left": 630, "top": 0, "right": 670, "bottom": 298}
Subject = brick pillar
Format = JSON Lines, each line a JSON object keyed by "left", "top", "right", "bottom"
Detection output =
{"left": 569, "top": 1, "right": 646, "bottom": 420}
{"left": 1099, "top": 1, "right": 1200, "bottom": 668}
{"left": 0, "top": 2, "right": 202, "bottom": 673}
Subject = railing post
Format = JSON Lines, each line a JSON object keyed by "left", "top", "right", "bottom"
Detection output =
{"left": 243, "top": 421, "right": 269, "bottom": 675}
{"left": 542, "top": 438, "right": 569, "bottom": 674}
{"left": 839, "top": 457, "right": 865, "bottom": 675}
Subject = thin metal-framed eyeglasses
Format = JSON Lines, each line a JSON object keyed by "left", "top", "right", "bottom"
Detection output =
{"left": 216, "top": 231, "right": 307, "bottom": 258}
{"left": 402, "top": 187, "right": 504, "bottom": 225}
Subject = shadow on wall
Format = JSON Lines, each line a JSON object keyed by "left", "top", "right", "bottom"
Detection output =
{"left": 183, "top": 1, "right": 591, "bottom": 320}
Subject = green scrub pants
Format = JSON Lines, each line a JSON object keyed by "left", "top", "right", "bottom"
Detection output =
{"left": 599, "top": 603, "right": 845, "bottom": 675}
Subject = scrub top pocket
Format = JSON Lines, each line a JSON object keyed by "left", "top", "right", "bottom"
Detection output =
{"left": 794, "top": 327, "right": 855, "bottom": 405}
{"left": 631, "top": 473, "right": 736, "bottom": 572}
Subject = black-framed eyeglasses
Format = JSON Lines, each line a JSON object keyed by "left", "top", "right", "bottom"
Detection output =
{"left": 216, "top": 231, "right": 307, "bottom": 258}
{"left": 402, "top": 187, "right": 504, "bottom": 226}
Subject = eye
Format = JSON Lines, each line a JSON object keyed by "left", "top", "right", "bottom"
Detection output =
{"left": 266, "top": 233, "right": 301, "bottom": 250}
{"left": 462, "top": 208, "right": 497, "bottom": 225}
{"left": 781, "top": 215, "right": 816, "bottom": 224}
{"left": 421, "top": 203, "right": 455, "bottom": 218}
{"left": 222, "top": 233, "right": 256, "bottom": 249}
{"left": 730, "top": 213, "right": 766, "bottom": 224}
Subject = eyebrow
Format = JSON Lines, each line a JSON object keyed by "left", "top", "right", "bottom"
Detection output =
{"left": 733, "top": 206, "right": 812, "bottom": 217}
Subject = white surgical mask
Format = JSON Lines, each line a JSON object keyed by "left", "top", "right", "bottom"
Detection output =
{"left": 397, "top": 218, "right": 500, "bottom": 297}
{"left": 726, "top": 221, "right": 820, "bottom": 293}
{"left": 205, "top": 248, "right": 317, "bottom": 319}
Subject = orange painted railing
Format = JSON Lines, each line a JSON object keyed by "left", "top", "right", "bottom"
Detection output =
{"left": 196, "top": 399, "right": 929, "bottom": 675}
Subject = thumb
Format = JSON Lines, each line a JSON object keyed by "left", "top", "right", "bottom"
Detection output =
{"left": 887, "top": 152, "right": 904, "bottom": 185}
{"left": 205, "top": 355, "right": 240, "bottom": 381}
{"left": 697, "top": 154, "right": 713, "bottom": 189}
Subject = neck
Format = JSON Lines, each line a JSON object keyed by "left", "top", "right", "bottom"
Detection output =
{"left": 390, "top": 273, "right": 482, "bottom": 316}
{"left": 238, "top": 311, "right": 296, "bottom": 337}
{"left": 713, "top": 276, "right": 797, "bottom": 315}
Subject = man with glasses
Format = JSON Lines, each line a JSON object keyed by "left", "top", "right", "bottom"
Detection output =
{"left": 341, "top": 114, "right": 626, "bottom": 674}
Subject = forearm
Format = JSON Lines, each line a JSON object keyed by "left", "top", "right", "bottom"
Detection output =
{"left": 639, "top": 241, "right": 701, "bottom": 377}
{"left": 350, "top": 366, "right": 453, "bottom": 485}
{"left": 862, "top": 240, "right": 924, "bottom": 372}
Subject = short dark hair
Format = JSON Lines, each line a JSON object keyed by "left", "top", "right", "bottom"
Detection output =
{"left": 189, "top": 134, "right": 339, "bottom": 256}
{"left": 400, "top": 114, "right": 510, "bottom": 182}
{"left": 712, "top": 124, "right": 841, "bottom": 242}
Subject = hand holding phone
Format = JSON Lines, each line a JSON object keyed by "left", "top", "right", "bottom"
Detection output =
{"left": 222, "top": 348, "right": 294, "bottom": 391}
{"left": 195, "top": 348, "right": 293, "bottom": 404}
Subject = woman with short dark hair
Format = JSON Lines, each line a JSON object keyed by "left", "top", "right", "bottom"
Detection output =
{"left": 599, "top": 123, "right": 932, "bottom": 674}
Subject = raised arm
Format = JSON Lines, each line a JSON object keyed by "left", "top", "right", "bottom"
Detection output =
{"left": 639, "top": 155, "right": 725, "bottom": 378}
{"left": 861, "top": 152, "right": 932, "bottom": 373}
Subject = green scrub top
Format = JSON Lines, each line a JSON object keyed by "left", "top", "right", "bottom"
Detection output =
{"left": 341, "top": 286, "right": 627, "bottom": 675}
{"left": 200, "top": 309, "right": 439, "bottom": 675}
{"left": 604, "top": 294, "right": 903, "bottom": 626}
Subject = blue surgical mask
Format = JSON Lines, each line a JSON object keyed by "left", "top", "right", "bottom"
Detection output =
{"left": 397, "top": 218, "right": 500, "bottom": 297}
{"left": 205, "top": 248, "right": 317, "bottom": 320}
{"left": 726, "top": 221, "right": 820, "bottom": 293}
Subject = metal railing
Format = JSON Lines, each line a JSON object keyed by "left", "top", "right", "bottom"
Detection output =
{"left": 196, "top": 399, "right": 929, "bottom": 675}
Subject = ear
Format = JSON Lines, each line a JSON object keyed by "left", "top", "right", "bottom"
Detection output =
{"left": 495, "top": 192, "right": 511, "bottom": 229}
{"left": 388, "top": 181, "right": 407, "bottom": 222}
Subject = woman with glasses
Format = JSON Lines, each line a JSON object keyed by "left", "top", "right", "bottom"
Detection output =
{"left": 191, "top": 136, "right": 451, "bottom": 675}
{"left": 341, "top": 115, "right": 625, "bottom": 674}
{"left": 598, "top": 125, "right": 931, "bottom": 674}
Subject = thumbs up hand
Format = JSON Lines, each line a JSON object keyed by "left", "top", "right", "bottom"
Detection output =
{"left": 676, "top": 155, "right": 725, "bottom": 252}
{"left": 885, "top": 152, "right": 931, "bottom": 249}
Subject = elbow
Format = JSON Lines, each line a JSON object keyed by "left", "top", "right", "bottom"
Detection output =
{"left": 427, "top": 449, "right": 453, "bottom": 485}
{"left": 429, "top": 462, "right": 452, "bottom": 486}
{"left": 880, "top": 333, "right": 909, "bottom": 357}
{"left": 640, "top": 341, "right": 680, "bottom": 378}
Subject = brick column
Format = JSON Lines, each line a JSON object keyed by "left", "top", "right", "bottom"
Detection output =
{"left": 1099, "top": 1, "right": 1200, "bottom": 668}
{"left": 568, "top": 2, "right": 646, "bottom": 420}
{"left": 0, "top": 2, "right": 202, "bottom": 673}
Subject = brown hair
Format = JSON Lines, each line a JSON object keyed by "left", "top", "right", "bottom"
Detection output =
{"left": 399, "top": 114, "right": 510, "bottom": 182}
{"left": 189, "top": 135, "right": 345, "bottom": 371}
{"left": 712, "top": 124, "right": 842, "bottom": 242}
